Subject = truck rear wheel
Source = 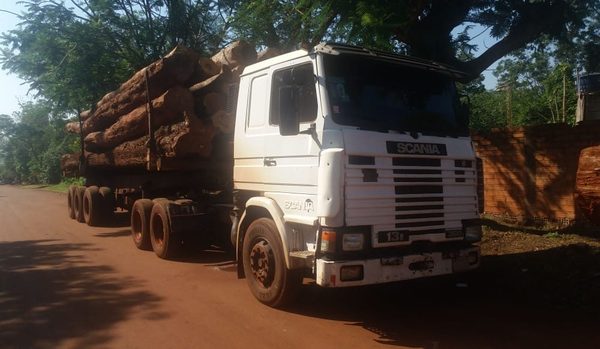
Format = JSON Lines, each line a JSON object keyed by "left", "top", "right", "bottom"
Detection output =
{"left": 67, "top": 185, "right": 76, "bottom": 219}
{"left": 150, "top": 200, "right": 180, "bottom": 259}
{"left": 242, "top": 218, "right": 302, "bottom": 307}
{"left": 74, "top": 186, "right": 86, "bottom": 223}
{"left": 98, "top": 186, "right": 114, "bottom": 220}
{"left": 131, "top": 199, "right": 153, "bottom": 250}
{"left": 83, "top": 186, "right": 102, "bottom": 226}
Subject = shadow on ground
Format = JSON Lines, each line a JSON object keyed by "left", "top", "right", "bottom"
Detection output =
{"left": 284, "top": 244, "right": 600, "bottom": 349}
{"left": 98, "top": 211, "right": 130, "bottom": 228}
{"left": 94, "top": 229, "right": 131, "bottom": 238}
{"left": 0, "top": 240, "right": 165, "bottom": 349}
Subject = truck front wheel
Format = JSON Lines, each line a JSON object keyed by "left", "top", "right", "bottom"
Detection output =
{"left": 131, "top": 199, "right": 153, "bottom": 250}
{"left": 242, "top": 218, "right": 302, "bottom": 307}
{"left": 150, "top": 200, "right": 180, "bottom": 259}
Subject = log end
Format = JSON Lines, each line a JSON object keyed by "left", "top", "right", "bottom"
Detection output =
{"left": 575, "top": 145, "right": 600, "bottom": 224}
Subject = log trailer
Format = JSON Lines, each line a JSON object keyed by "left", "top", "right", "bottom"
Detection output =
{"left": 67, "top": 43, "right": 482, "bottom": 307}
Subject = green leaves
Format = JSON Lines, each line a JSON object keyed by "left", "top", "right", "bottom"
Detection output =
{"left": 0, "top": 100, "right": 76, "bottom": 184}
{"left": 0, "top": 0, "right": 230, "bottom": 114}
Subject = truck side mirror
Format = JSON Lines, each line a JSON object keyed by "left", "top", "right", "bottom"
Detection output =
{"left": 279, "top": 86, "right": 299, "bottom": 136}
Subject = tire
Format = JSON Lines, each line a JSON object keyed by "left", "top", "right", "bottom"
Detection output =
{"left": 67, "top": 185, "right": 76, "bottom": 219}
{"left": 131, "top": 199, "right": 153, "bottom": 250}
{"left": 83, "top": 186, "right": 103, "bottom": 226}
{"left": 99, "top": 186, "right": 114, "bottom": 220}
{"left": 74, "top": 186, "right": 86, "bottom": 223}
{"left": 242, "top": 218, "right": 302, "bottom": 307}
{"left": 150, "top": 200, "right": 180, "bottom": 259}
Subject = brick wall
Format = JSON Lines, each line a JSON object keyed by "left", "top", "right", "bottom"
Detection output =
{"left": 472, "top": 122, "right": 600, "bottom": 223}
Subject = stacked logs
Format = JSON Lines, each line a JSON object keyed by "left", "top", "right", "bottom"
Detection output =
{"left": 575, "top": 145, "right": 600, "bottom": 224}
{"left": 61, "top": 41, "right": 260, "bottom": 176}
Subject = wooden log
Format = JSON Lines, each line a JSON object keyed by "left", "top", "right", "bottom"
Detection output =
{"left": 188, "top": 66, "right": 233, "bottom": 94}
{"left": 211, "top": 110, "right": 234, "bottom": 134}
{"left": 257, "top": 47, "right": 283, "bottom": 62}
{"left": 211, "top": 40, "right": 257, "bottom": 69}
{"left": 82, "top": 119, "right": 216, "bottom": 169}
{"left": 84, "top": 86, "right": 195, "bottom": 153}
{"left": 575, "top": 145, "right": 600, "bottom": 224}
{"left": 82, "top": 45, "right": 200, "bottom": 135}
{"left": 155, "top": 119, "right": 216, "bottom": 158}
{"left": 203, "top": 92, "right": 227, "bottom": 116}
{"left": 65, "top": 122, "right": 81, "bottom": 134}
{"left": 189, "top": 57, "right": 220, "bottom": 84}
{"left": 80, "top": 109, "right": 91, "bottom": 121}
{"left": 60, "top": 153, "right": 80, "bottom": 177}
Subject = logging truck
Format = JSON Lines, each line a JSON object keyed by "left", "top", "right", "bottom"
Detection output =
{"left": 65, "top": 42, "right": 482, "bottom": 307}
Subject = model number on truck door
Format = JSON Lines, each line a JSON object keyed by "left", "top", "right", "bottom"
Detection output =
{"left": 284, "top": 199, "right": 314, "bottom": 213}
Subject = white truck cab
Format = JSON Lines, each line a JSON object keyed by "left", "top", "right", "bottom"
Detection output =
{"left": 232, "top": 43, "right": 481, "bottom": 307}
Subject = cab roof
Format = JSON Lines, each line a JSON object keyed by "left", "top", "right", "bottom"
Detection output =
{"left": 242, "top": 42, "right": 468, "bottom": 79}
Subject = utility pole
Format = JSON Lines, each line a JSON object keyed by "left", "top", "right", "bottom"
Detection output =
{"left": 497, "top": 81, "right": 513, "bottom": 127}
{"left": 562, "top": 66, "right": 567, "bottom": 123}
{"left": 506, "top": 83, "right": 513, "bottom": 127}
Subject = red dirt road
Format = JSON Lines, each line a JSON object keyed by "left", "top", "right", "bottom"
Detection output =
{"left": 0, "top": 185, "right": 598, "bottom": 349}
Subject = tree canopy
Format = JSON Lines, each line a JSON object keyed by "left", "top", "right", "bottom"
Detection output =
{"left": 0, "top": 100, "right": 77, "bottom": 183}
{"left": 1, "top": 0, "right": 231, "bottom": 111}
{"left": 2, "top": 0, "right": 598, "bottom": 113}
{"left": 231, "top": 0, "right": 599, "bottom": 78}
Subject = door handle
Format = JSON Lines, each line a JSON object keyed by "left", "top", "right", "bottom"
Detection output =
{"left": 264, "top": 158, "right": 277, "bottom": 167}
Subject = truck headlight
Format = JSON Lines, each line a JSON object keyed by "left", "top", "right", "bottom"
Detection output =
{"left": 320, "top": 230, "right": 336, "bottom": 253}
{"left": 342, "top": 233, "right": 364, "bottom": 251}
{"left": 340, "top": 265, "right": 364, "bottom": 281}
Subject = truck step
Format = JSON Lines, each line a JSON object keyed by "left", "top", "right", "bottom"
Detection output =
{"left": 289, "top": 250, "right": 315, "bottom": 268}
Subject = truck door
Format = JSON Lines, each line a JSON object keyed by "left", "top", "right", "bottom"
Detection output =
{"left": 233, "top": 58, "right": 321, "bottom": 200}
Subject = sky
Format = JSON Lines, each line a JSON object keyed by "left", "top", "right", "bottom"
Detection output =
{"left": 0, "top": 2, "right": 31, "bottom": 117}
{"left": 0, "top": 3, "right": 499, "bottom": 117}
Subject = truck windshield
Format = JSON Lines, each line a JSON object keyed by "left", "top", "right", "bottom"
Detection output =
{"left": 323, "top": 54, "right": 469, "bottom": 136}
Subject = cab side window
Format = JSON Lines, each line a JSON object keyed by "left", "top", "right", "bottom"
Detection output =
{"left": 270, "top": 64, "right": 317, "bottom": 126}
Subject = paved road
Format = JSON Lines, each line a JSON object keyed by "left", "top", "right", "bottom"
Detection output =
{"left": 0, "top": 185, "right": 598, "bottom": 349}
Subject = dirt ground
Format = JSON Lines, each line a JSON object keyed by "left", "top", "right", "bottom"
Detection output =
{"left": 1, "top": 185, "right": 599, "bottom": 349}
{"left": 480, "top": 220, "right": 600, "bottom": 315}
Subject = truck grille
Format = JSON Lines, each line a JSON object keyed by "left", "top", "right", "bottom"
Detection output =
{"left": 345, "top": 154, "right": 478, "bottom": 245}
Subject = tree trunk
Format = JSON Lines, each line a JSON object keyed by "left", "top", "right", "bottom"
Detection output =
{"left": 83, "top": 86, "right": 195, "bottom": 153}
{"left": 82, "top": 45, "right": 200, "bottom": 135}
{"left": 575, "top": 145, "right": 600, "bottom": 224}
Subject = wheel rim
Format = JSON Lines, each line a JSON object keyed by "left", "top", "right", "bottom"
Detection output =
{"left": 249, "top": 239, "right": 275, "bottom": 288}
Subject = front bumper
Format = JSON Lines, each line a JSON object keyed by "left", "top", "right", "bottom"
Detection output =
{"left": 315, "top": 246, "right": 479, "bottom": 287}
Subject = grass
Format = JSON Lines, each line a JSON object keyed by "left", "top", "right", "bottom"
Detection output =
{"left": 45, "top": 182, "right": 73, "bottom": 193}
{"left": 21, "top": 178, "right": 84, "bottom": 194}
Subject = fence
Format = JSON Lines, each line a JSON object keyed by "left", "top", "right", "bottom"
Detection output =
{"left": 472, "top": 122, "right": 600, "bottom": 224}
